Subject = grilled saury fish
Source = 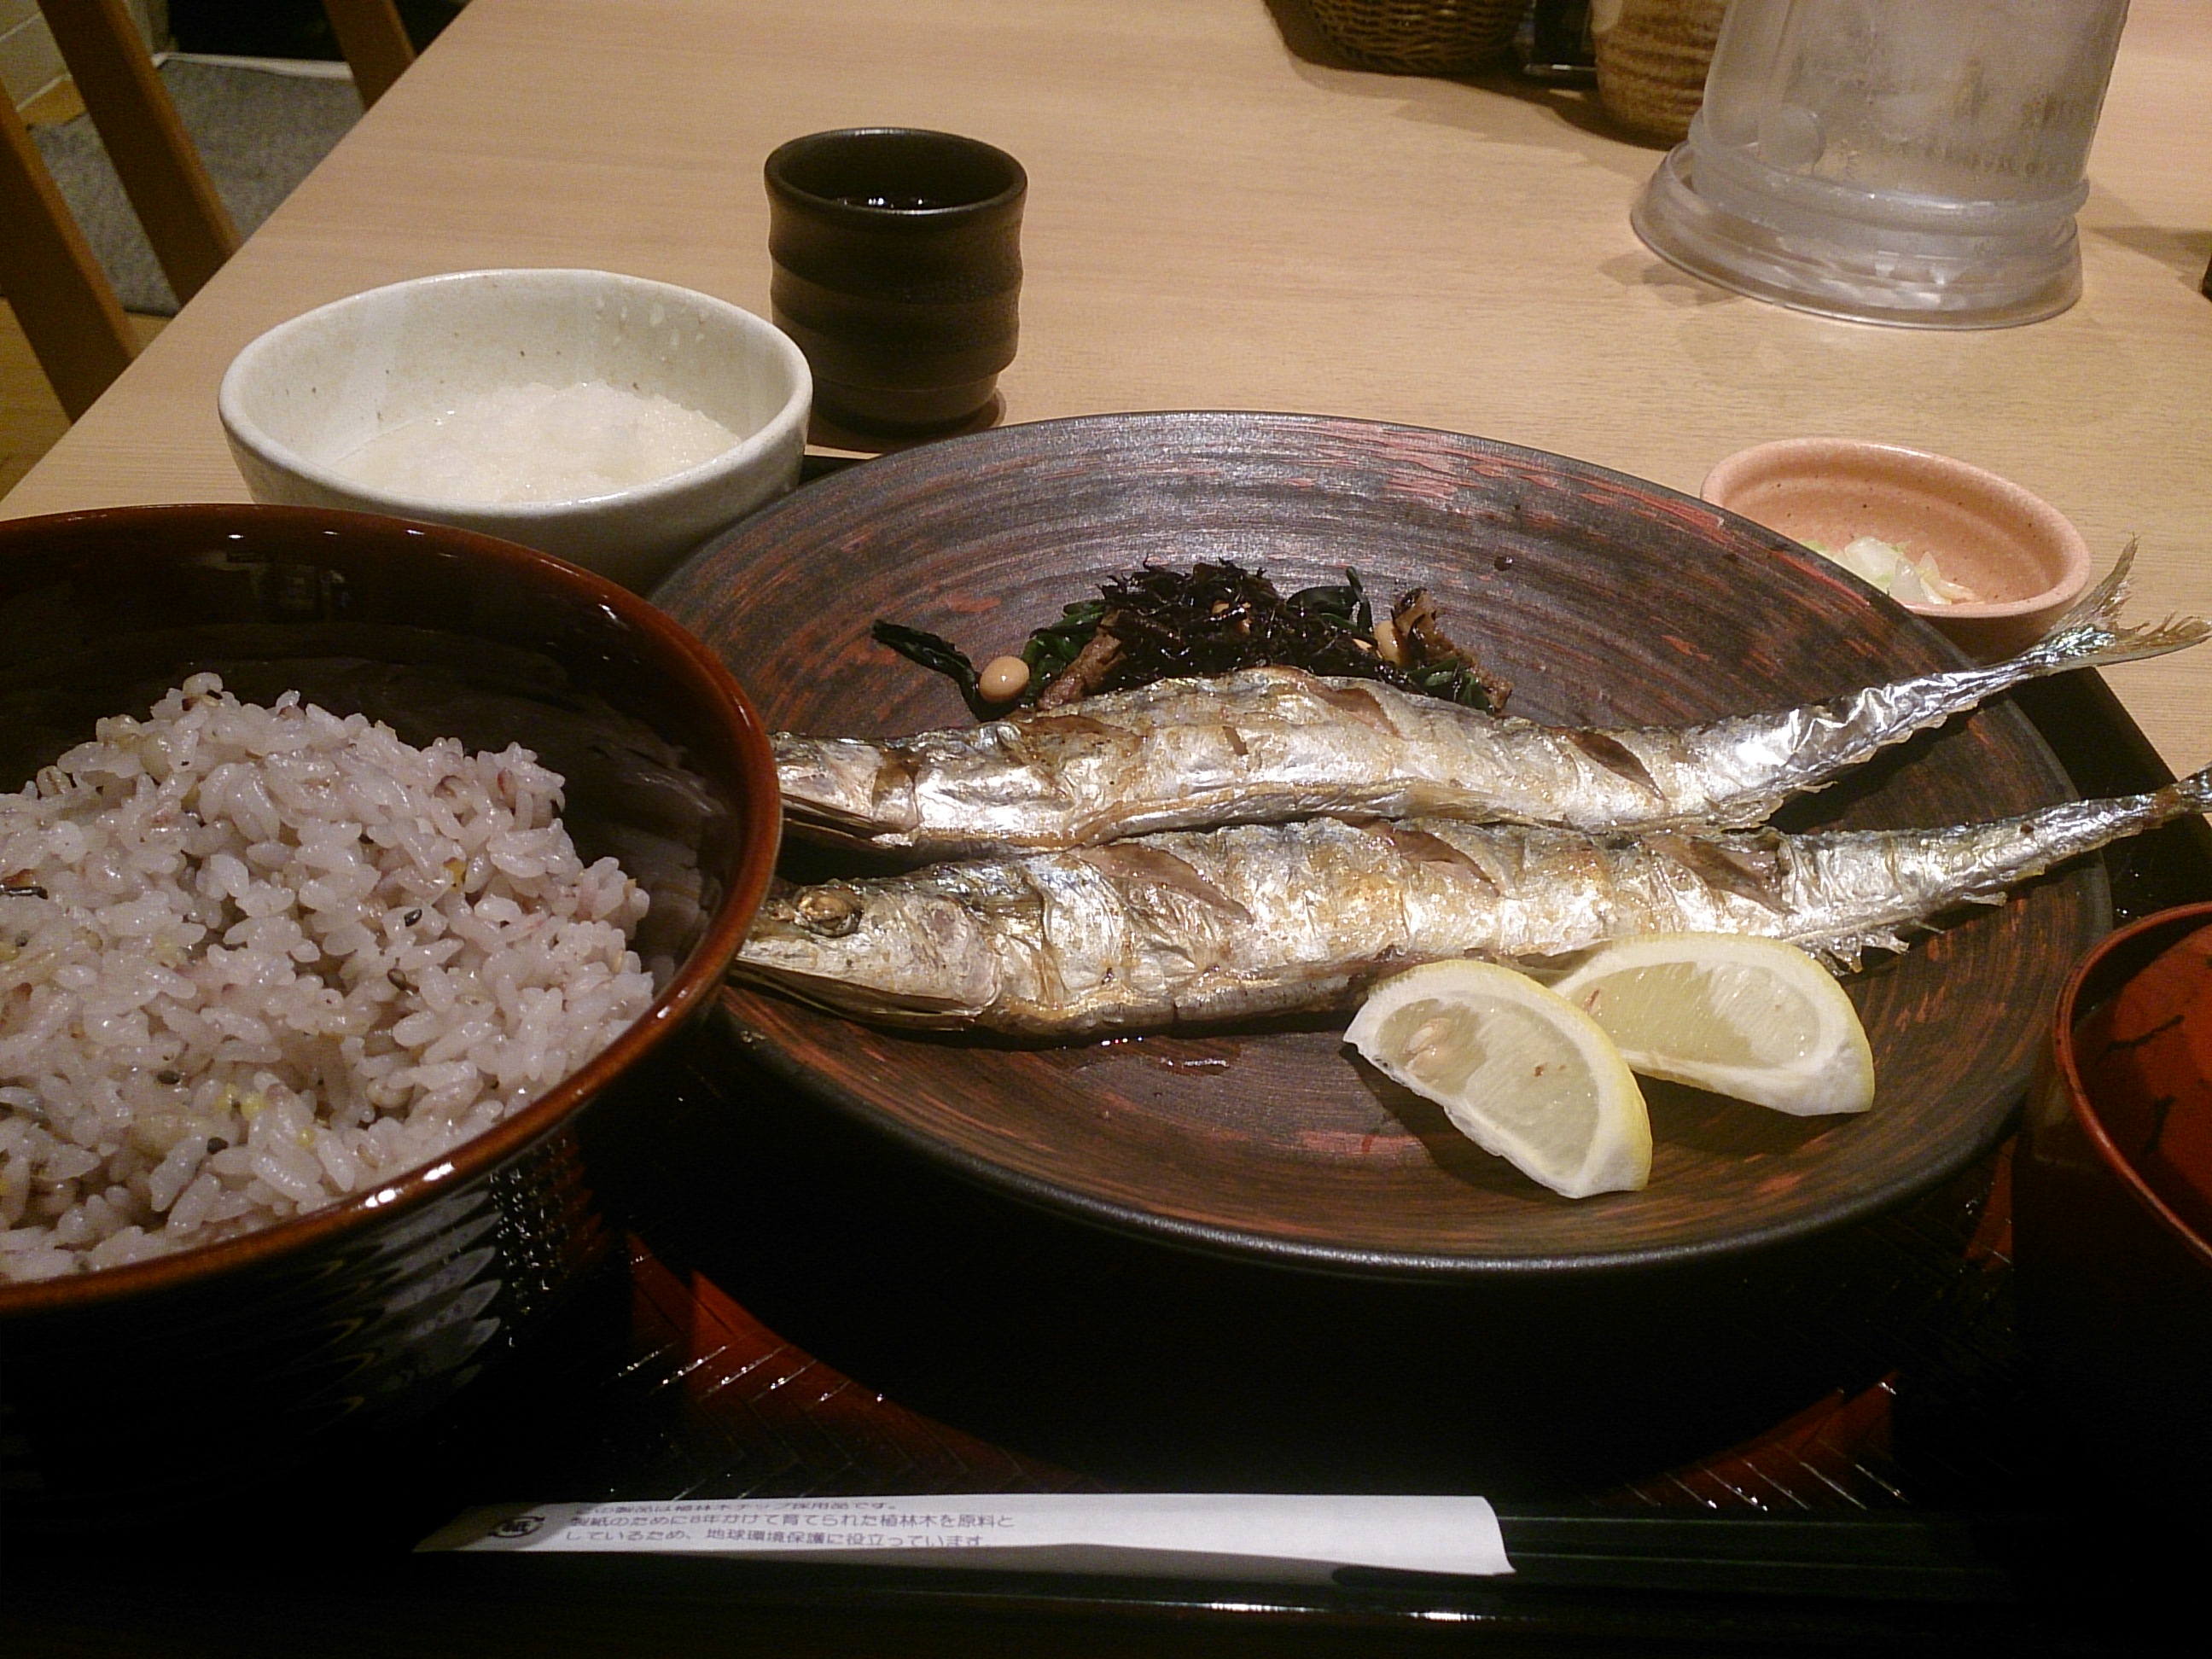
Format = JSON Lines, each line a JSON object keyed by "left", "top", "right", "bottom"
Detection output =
{"left": 776, "top": 549, "right": 2202, "bottom": 858}
{"left": 736, "top": 765, "right": 2212, "bottom": 1038}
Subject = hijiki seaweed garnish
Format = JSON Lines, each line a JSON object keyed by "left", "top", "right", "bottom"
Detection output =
{"left": 871, "top": 562, "right": 1511, "bottom": 719}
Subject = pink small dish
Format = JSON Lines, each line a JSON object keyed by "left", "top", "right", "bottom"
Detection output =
{"left": 1701, "top": 439, "right": 2094, "bottom": 660}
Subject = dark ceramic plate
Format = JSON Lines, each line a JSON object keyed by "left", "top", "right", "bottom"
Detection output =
{"left": 655, "top": 412, "right": 2107, "bottom": 1276}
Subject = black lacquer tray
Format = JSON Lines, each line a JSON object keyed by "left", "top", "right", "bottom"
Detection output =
{"left": 9, "top": 493, "right": 2205, "bottom": 1659}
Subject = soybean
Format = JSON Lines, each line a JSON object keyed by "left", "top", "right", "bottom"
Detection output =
{"left": 979, "top": 655, "right": 1031, "bottom": 702}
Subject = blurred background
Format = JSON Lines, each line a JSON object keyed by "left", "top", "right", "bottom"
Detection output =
{"left": 1, "top": 0, "right": 463, "bottom": 491}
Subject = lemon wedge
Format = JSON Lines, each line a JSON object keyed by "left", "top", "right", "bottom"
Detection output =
{"left": 1547, "top": 934, "right": 1875, "bottom": 1117}
{"left": 1346, "top": 960, "right": 1651, "bottom": 1198}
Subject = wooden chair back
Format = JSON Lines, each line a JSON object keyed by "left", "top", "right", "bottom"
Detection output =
{"left": 0, "top": 0, "right": 414, "bottom": 420}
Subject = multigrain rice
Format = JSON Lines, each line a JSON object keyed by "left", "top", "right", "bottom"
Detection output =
{"left": 0, "top": 674, "right": 653, "bottom": 1284}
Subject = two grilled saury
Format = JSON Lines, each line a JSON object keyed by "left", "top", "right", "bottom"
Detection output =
{"left": 744, "top": 550, "right": 2209, "bottom": 1036}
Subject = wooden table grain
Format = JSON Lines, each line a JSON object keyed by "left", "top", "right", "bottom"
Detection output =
{"left": 5, "top": 0, "right": 2208, "bottom": 782}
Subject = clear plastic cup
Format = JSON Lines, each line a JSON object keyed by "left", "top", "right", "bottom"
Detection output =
{"left": 1633, "top": 0, "right": 2130, "bottom": 328}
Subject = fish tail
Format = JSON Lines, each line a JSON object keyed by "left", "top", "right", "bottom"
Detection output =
{"left": 2017, "top": 540, "right": 2209, "bottom": 674}
{"left": 2158, "top": 761, "right": 2212, "bottom": 817}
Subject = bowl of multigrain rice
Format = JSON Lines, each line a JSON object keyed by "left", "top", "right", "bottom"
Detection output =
{"left": 0, "top": 504, "right": 779, "bottom": 1523}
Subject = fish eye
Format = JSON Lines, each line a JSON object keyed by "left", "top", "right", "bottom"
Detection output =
{"left": 795, "top": 888, "right": 864, "bottom": 936}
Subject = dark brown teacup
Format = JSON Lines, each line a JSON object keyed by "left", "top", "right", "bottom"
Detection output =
{"left": 765, "top": 128, "right": 1026, "bottom": 436}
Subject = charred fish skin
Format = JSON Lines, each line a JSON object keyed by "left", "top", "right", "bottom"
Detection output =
{"left": 774, "top": 546, "right": 2204, "bottom": 857}
{"left": 735, "top": 765, "right": 2212, "bottom": 1038}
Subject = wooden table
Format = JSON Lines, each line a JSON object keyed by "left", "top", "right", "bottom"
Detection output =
{"left": 5, "top": 0, "right": 2209, "bottom": 780}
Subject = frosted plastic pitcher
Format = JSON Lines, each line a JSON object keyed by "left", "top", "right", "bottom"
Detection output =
{"left": 1632, "top": 0, "right": 2130, "bottom": 328}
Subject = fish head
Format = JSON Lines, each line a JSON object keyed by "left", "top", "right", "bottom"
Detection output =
{"left": 772, "top": 735, "right": 923, "bottom": 843}
{"left": 735, "top": 877, "right": 1001, "bottom": 1027}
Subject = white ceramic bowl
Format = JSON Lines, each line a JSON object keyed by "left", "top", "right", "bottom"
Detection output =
{"left": 218, "top": 269, "right": 811, "bottom": 592}
{"left": 1702, "top": 438, "right": 2093, "bottom": 661}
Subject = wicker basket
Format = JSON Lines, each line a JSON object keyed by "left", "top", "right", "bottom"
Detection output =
{"left": 1307, "top": 1, "right": 1526, "bottom": 76}
{"left": 1593, "top": 0, "right": 1729, "bottom": 145}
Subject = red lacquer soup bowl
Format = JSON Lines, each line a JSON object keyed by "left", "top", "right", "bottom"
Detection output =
{"left": 2018, "top": 900, "right": 2212, "bottom": 1503}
